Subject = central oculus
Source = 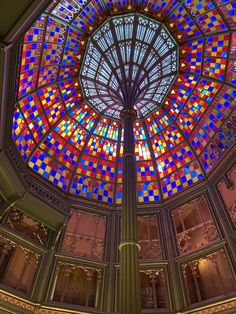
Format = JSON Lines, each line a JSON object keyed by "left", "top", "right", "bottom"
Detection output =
{"left": 80, "top": 14, "right": 178, "bottom": 120}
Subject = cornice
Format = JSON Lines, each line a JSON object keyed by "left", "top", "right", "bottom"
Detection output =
{"left": 5, "top": 141, "right": 69, "bottom": 211}
{"left": 0, "top": 142, "right": 68, "bottom": 230}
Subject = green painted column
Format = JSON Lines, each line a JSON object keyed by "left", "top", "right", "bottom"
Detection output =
{"left": 32, "top": 250, "right": 55, "bottom": 302}
{"left": 119, "top": 108, "right": 141, "bottom": 314}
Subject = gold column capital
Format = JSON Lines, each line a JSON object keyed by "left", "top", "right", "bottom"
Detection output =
{"left": 120, "top": 108, "right": 137, "bottom": 121}
{"left": 119, "top": 241, "right": 141, "bottom": 251}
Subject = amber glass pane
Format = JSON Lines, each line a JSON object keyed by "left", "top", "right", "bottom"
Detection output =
{"left": 172, "top": 196, "right": 219, "bottom": 255}
{"left": 140, "top": 270, "right": 167, "bottom": 309}
{"left": 17, "top": 254, "right": 38, "bottom": 293}
{"left": 182, "top": 250, "right": 236, "bottom": 305}
{"left": 0, "top": 243, "right": 38, "bottom": 294}
{"left": 53, "top": 265, "right": 99, "bottom": 307}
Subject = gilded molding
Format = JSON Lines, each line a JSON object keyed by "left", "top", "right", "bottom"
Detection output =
{"left": 0, "top": 290, "right": 89, "bottom": 314}
{"left": 120, "top": 108, "right": 137, "bottom": 121}
{"left": 119, "top": 240, "right": 141, "bottom": 251}
{"left": 182, "top": 297, "right": 236, "bottom": 314}
{"left": 0, "top": 290, "right": 235, "bottom": 314}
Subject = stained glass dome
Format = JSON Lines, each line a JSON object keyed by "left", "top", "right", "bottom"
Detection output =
{"left": 12, "top": 0, "right": 236, "bottom": 205}
{"left": 81, "top": 14, "right": 178, "bottom": 119}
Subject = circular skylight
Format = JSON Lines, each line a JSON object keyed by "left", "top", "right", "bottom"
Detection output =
{"left": 80, "top": 14, "right": 178, "bottom": 119}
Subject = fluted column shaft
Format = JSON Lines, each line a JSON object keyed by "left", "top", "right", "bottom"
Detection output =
{"left": 119, "top": 108, "right": 141, "bottom": 314}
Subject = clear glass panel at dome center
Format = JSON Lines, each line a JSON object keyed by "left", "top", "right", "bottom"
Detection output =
{"left": 80, "top": 14, "right": 178, "bottom": 119}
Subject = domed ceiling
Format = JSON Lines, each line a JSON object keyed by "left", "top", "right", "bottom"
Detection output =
{"left": 12, "top": 0, "right": 236, "bottom": 205}
{"left": 80, "top": 13, "right": 178, "bottom": 119}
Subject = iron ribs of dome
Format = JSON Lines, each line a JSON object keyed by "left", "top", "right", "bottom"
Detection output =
{"left": 80, "top": 13, "right": 178, "bottom": 120}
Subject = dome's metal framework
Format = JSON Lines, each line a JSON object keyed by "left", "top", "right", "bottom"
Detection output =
{"left": 0, "top": 0, "right": 235, "bottom": 313}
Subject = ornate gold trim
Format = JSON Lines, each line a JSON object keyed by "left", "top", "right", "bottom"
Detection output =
{"left": 0, "top": 290, "right": 90, "bottom": 314}
{"left": 119, "top": 241, "right": 141, "bottom": 251}
{"left": 120, "top": 108, "right": 137, "bottom": 121}
{"left": 0, "top": 289, "right": 235, "bottom": 314}
{"left": 182, "top": 297, "right": 236, "bottom": 314}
